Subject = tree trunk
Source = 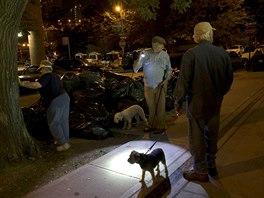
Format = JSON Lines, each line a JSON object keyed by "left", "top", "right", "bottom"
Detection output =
{"left": 25, "top": 0, "right": 46, "bottom": 66}
{"left": 0, "top": 0, "right": 39, "bottom": 168}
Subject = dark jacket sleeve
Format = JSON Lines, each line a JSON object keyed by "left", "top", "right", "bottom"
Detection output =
{"left": 174, "top": 50, "right": 194, "bottom": 107}
{"left": 223, "top": 54, "right": 233, "bottom": 95}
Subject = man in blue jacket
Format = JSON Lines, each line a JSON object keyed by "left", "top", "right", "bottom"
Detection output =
{"left": 20, "top": 60, "right": 70, "bottom": 152}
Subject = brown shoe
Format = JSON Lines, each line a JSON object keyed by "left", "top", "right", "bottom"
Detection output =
{"left": 153, "top": 128, "right": 166, "bottom": 134}
{"left": 183, "top": 170, "right": 209, "bottom": 182}
{"left": 144, "top": 127, "right": 153, "bottom": 132}
{"left": 56, "top": 143, "right": 71, "bottom": 152}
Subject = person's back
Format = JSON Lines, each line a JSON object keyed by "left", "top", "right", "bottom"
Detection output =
{"left": 182, "top": 40, "right": 233, "bottom": 118}
{"left": 38, "top": 72, "right": 65, "bottom": 109}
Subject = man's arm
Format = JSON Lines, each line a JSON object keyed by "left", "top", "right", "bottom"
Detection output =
{"left": 20, "top": 81, "right": 42, "bottom": 89}
{"left": 133, "top": 51, "right": 145, "bottom": 73}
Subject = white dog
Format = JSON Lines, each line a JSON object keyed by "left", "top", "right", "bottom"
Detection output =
{"left": 114, "top": 105, "right": 149, "bottom": 129}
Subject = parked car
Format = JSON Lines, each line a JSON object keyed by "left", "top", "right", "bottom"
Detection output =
{"left": 246, "top": 53, "right": 264, "bottom": 72}
{"left": 53, "top": 58, "right": 87, "bottom": 72}
{"left": 86, "top": 52, "right": 102, "bottom": 66}
{"left": 226, "top": 45, "right": 245, "bottom": 55}
{"left": 241, "top": 46, "right": 264, "bottom": 66}
{"left": 227, "top": 52, "right": 244, "bottom": 71}
{"left": 101, "top": 51, "right": 122, "bottom": 68}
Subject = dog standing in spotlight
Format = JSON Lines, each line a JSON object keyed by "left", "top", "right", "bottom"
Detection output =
{"left": 127, "top": 148, "right": 168, "bottom": 182}
{"left": 114, "top": 105, "right": 149, "bottom": 129}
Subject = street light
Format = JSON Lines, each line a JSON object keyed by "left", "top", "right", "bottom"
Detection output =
{"left": 18, "top": 32, "right": 23, "bottom": 37}
{"left": 115, "top": 5, "right": 121, "bottom": 12}
{"left": 114, "top": 5, "right": 126, "bottom": 56}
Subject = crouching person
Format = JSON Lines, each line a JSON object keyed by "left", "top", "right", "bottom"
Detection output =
{"left": 20, "top": 60, "right": 70, "bottom": 152}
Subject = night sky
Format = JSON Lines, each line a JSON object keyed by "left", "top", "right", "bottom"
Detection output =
{"left": 62, "top": 0, "right": 77, "bottom": 10}
{"left": 62, "top": 0, "right": 89, "bottom": 10}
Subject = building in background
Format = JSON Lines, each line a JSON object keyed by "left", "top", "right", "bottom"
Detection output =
{"left": 70, "top": 4, "right": 84, "bottom": 26}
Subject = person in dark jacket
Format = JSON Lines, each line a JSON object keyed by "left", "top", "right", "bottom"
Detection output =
{"left": 174, "top": 22, "right": 233, "bottom": 182}
{"left": 20, "top": 60, "right": 70, "bottom": 152}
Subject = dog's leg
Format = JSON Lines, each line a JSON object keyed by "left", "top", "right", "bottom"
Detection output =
{"left": 127, "top": 119, "right": 132, "bottom": 129}
{"left": 123, "top": 121, "right": 127, "bottom": 129}
{"left": 139, "top": 108, "right": 149, "bottom": 127}
{"left": 135, "top": 114, "right": 140, "bottom": 127}
{"left": 155, "top": 163, "right": 160, "bottom": 174}
{"left": 140, "top": 170, "right": 146, "bottom": 182}
{"left": 161, "top": 158, "right": 169, "bottom": 177}
{"left": 163, "top": 162, "right": 169, "bottom": 177}
{"left": 149, "top": 169, "right": 156, "bottom": 181}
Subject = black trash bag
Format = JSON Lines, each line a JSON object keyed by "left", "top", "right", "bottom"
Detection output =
{"left": 103, "top": 70, "right": 131, "bottom": 81}
{"left": 166, "top": 68, "right": 179, "bottom": 112}
{"left": 114, "top": 96, "right": 139, "bottom": 112}
{"left": 104, "top": 78, "right": 120, "bottom": 92}
{"left": 71, "top": 100, "right": 112, "bottom": 127}
{"left": 69, "top": 111, "right": 93, "bottom": 137}
{"left": 90, "top": 126, "right": 112, "bottom": 140}
{"left": 104, "top": 78, "right": 131, "bottom": 111}
{"left": 22, "top": 105, "right": 53, "bottom": 142}
{"left": 61, "top": 72, "right": 81, "bottom": 93}
{"left": 128, "top": 77, "right": 145, "bottom": 102}
{"left": 69, "top": 112, "right": 111, "bottom": 140}
{"left": 167, "top": 68, "right": 179, "bottom": 96}
{"left": 72, "top": 83, "right": 105, "bottom": 103}
{"left": 78, "top": 71, "right": 103, "bottom": 88}
{"left": 111, "top": 77, "right": 134, "bottom": 99}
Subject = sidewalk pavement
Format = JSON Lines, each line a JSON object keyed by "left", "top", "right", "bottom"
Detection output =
{"left": 24, "top": 71, "right": 264, "bottom": 198}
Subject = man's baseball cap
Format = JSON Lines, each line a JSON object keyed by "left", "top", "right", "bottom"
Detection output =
{"left": 37, "top": 60, "right": 53, "bottom": 71}
{"left": 194, "top": 22, "right": 216, "bottom": 35}
{"left": 152, "top": 36, "right": 166, "bottom": 45}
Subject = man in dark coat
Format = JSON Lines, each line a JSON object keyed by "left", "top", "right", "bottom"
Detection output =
{"left": 174, "top": 22, "right": 233, "bottom": 182}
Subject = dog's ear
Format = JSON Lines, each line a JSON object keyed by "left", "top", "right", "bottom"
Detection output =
{"left": 118, "top": 113, "right": 123, "bottom": 121}
{"left": 114, "top": 113, "right": 120, "bottom": 123}
{"left": 133, "top": 151, "right": 141, "bottom": 162}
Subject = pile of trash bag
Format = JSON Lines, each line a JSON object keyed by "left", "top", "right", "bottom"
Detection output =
{"left": 22, "top": 67, "right": 179, "bottom": 141}
{"left": 22, "top": 103, "right": 53, "bottom": 143}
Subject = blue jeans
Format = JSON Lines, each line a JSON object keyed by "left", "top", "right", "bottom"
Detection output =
{"left": 187, "top": 114, "right": 220, "bottom": 174}
{"left": 46, "top": 93, "right": 70, "bottom": 145}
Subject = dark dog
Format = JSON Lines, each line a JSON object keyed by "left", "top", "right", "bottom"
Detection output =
{"left": 127, "top": 148, "right": 168, "bottom": 182}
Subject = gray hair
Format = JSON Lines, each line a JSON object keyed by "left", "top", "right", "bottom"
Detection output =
{"left": 193, "top": 30, "right": 213, "bottom": 43}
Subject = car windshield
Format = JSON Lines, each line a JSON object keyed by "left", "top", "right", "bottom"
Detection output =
{"left": 229, "top": 45, "right": 240, "bottom": 49}
{"left": 243, "top": 46, "right": 255, "bottom": 53}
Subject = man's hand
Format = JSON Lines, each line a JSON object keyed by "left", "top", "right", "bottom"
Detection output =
{"left": 175, "top": 107, "right": 182, "bottom": 117}
{"left": 174, "top": 102, "right": 182, "bottom": 117}
{"left": 161, "top": 79, "right": 169, "bottom": 86}
{"left": 20, "top": 81, "right": 30, "bottom": 87}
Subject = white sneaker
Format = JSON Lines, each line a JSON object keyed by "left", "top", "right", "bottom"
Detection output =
{"left": 56, "top": 143, "right": 70, "bottom": 152}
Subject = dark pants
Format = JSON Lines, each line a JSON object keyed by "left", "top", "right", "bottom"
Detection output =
{"left": 187, "top": 113, "right": 220, "bottom": 174}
